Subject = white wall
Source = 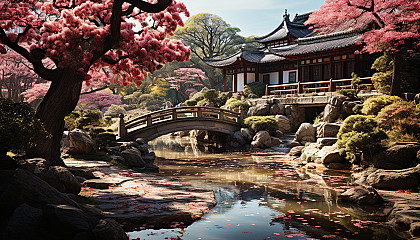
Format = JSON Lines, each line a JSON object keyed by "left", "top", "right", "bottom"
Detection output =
{"left": 247, "top": 73, "right": 256, "bottom": 83}
{"left": 283, "top": 70, "right": 298, "bottom": 83}
{"left": 259, "top": 72, "right": 279, "bottom": 85}
{"left": 237, "top": 73, "right": 244, "bottom": 92}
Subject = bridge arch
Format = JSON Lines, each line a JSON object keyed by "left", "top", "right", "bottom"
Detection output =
{"left": 118, "top": 106, "right": 243, "bottom": 142}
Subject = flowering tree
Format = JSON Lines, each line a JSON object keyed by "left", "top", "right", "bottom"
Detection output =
{"left": 166, "top": 68, "right": 206, "bottom": 101}
{"left": 306, "top": 0, "right": 420, "bottom": 96}
{"left": 78, "top": 90, "right": 122, "bottom": 112}
{"left": 0, "top": 0, "right": 190, "bottom": 165}
{"left": 0, "top": 51, "right": 42, "bottom": 101}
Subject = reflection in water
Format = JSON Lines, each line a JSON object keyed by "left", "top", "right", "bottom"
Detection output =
{"left": 128, "top": 135, "right": 403, "bottom": 240}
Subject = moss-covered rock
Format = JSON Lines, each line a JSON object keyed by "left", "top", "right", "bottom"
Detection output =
{"left": 244, "top": 116, "right": 279, "bottom": 135}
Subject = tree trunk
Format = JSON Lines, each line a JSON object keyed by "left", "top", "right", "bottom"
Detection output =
{"left": 32, "top": 67, "right": 83, "bottom": 166}
{"left": 390, "top": 52, "right": 402, "bottom": 96}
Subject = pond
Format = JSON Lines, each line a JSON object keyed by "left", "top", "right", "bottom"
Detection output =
{"left": 127, "top": 136, "right": 402, "bottom": 240}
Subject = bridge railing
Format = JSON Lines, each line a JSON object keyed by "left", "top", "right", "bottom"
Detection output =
{"left": 118, "top": 106, "right": 244, "bottom": 138}
{"left": 265, "top": 77, "right": 373, "bottom": 95}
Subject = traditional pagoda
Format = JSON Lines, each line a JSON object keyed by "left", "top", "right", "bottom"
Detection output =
{"left": 203, "top": 10, "right": 374, "bottom": 93}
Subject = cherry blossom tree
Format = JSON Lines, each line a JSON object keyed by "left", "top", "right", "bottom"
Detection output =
{"left": 306, "top": 0, "right": 420, "bottom": 96}
{"left": 78, "top": 90, "right": 122, "bottom": 112}
{"left": 0, "top": 0, "right": 190, "bottom": 165}
{"left": 0, "top": 51, "right": 42, "bottom": 101}
{"left": 166, "top": 68, "right": 206, "bottom": 101}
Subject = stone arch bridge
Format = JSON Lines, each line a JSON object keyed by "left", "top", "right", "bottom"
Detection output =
{"left": 117, "top": 106, "right": 244, "bottom": 142}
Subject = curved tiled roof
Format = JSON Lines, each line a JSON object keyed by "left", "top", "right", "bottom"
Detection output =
{"left": 269, "top": 31, "right": 362, "bottom": 56}
{"left": 203, "top": 48, "right": 285, "bottom": 67}
{"left": 255, "top": 13, "right": 312, "bottom": 43}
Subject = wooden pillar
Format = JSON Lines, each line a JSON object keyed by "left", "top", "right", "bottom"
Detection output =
{"left": 256, "top": 65, "right": 260, "bottom": 82}
{"left": 297, "top": 81, "right": 302, "bottom": 94}
{"left": 172, "top": 109, "right": 177, "bottom": 120}
{"left": 244, "top": 66, "right": 248, "bottom": 86}
{"left": 118, "top": 113, "right": 127, "bottom": 138}
{"left": 328, "top": 78, "right": 334, "bottom": 92}
{"left": 233, "top": 73, "right": 237, "bottom": 92}
{"left": 147, "top": 115, "right": 152, "bottom": 127}
{"left": 223, "top": 69, "right": 227, "bottom": 92}
{"left": 265, "top": 84, "right": 269, "bottom": 96}
{"left": 197, "top": 107, "right": 203, "bottom": 118}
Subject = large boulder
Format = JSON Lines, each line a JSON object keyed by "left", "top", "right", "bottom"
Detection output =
{"left": 295, "top": 123, "right": 316, "bottom": 142}
{"left": 339, "top": 185, "right": 383, "bottom": 205}
{"left": 232, "top": 131, "right": 247, "bottom": 145}
{"left": 316, "top": 122, "right": 342, "bottom": 138}
{"left": 373, "top": 143, "right": 420, "bottom": 170}
{"left": 275, "top": 115, "right": 291, "bottom": 132}
{"left": 248, "top": 103, "right": 270, "bottom": 116}
{"left": 316, "top": 137, "right": 338, "bottom": 146}
{"left": 342, "top": 101, "right": 358, "bottom": 115}
{"left": 68, "top": 129, "right": 97, "bottom": 154}
{"left": 121, "top": 149, "right": 146, "bottom": 168}
{"left": 365, "top": 165, "right": 420, "bottom": 189}
{"left": 328, "top": 96, "right": 346, "bottom": 107}
{"left": 323, "top": 104, "right": 340, "bottom": 123}
{"left": 300, "top": 143, "right": 322, "bottom": 162}
{"left": 93, "top": 218, "right": 128, "bottom": 240}
{"left": 48, "top": 166, "right": 82, "bottom": 195}
{"left": 270, "top": 103, "right": 285, "bottom": 115}
{"left": 0, "top": 170, "right": 127, "bottom": 240}
{"left": 289, "top": 146, "right": 305, "bottom": 157}
{"left": 320, "top": 150, "right": 344, "bottom": 164}
{"left": 251, "top": 131, "right": 272, "bottom": 148}
{"left": 240, "top": 128, "right": 254, "bottom": 141}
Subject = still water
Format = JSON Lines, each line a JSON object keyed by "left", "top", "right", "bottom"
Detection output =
{"left": 128, "top": 136, "right": 401, "bottom": 240}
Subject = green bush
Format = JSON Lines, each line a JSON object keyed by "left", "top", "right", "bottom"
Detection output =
{"left": 371, "top": 54, "right": 392, "bottom": 94}
{"left": 225, "top": 98, "right": 250, "bottom": 112}
{"left": 185, "top": 99, "right": 197, "bottom": 106}
{"left": 361, "top": 95, "right": 403, "bottom": 116}
{"left": 244, "top": 82, "right": 266, "bottom": 97}
{"left": 339, "top": 89, "right": 357, "bottom": 99}
{"left": 77, "top": 110, "right": 102, "bottom": 128}
{"left": 352, "top": 103, "right": 363, "bottom": 114}
{"left": 377, "top": 101, "right": 420, "bottom": 142}
{"left": 203, "top": 89, "right": 219, "bottom": 102}
{"left": 337, "top": 115, "right": 387, "bottom": 163}
{"left": 0, "top": 97, "right": 50, "bottom": 155}
{"left": 215, "top": 92, "right": 230, "bottom": 107}
{"left": 89, "top": 127, "right": 117, "bottom": 150}
{"left": 196, "top": 99, "right": 208, "bottom": 106}
{"left": 244, "top": 116, "right": 279, "bottom": 135}
{"left": 104, "top": 104, "right": 127, "bottom": 118}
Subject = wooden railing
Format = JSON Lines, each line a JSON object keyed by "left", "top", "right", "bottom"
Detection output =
{"left": 118, "top": 106, "right": 244, "bottom": 138}
{"left": 265, "top": 77, "right": 373, "bottom": 95}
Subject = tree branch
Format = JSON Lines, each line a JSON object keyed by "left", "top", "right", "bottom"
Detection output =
{"left": 124, "top": 0, "right": 173, "bottom": 13}
{"left": 0, "top": 26, "right": 60, "bottom": 81}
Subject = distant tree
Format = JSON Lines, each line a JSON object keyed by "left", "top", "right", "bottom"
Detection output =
{"left": 78, "top": 90, "right": 121, "bottom": 112}
{"left": 307, "top": 0, "right": 420, "bottom": 96}
{"left": 0, "top": 51, "right": 42, "bottom": 102}
{"left": 166, "top": 68, "right": 206, "bottom": 102}
{"left": 174, "top": 13, "right": 246, "bottom": 89}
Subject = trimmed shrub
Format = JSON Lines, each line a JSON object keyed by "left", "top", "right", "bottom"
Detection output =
{"left": 78, "top": 110, "right": 102, "bottom": 128}
{"left": 361, "top": 95, "right": 403, "bottom": 116}
{"left": 377, "top": 101, "right": 420, "bottom": 142}
{"left": 203, "top": 89, "right": 219, "bottom": 102}
{"left": 244, "top": 116, "right": 279, "bottom": 135}
{"left": 0, "top": 97, "right": 50, "bottom": 155}
{"left": 352, "top": 103, "right": 363, "bottom": 114}
{"left": 371, "top": 54, "right": 392, "bottom": 94}
{"left": 185, "top": 99, "right": 197, "bottom": 106}
{"left": 244, "top": 82, "right": 266, "bottom": 97}
{"left": 104, "top": 104, "right": 126, "bottom": 118}
{"left": 215, "top": 92, "right": 230, "bottom": 107}
{"left": 337, "top": 115, "right": 387, "bottom": 163}
{"left": 196, "top": 99, "right": 208, "bottom": 106}
{"left": 225, "top": 98, "right": 250, "bottom": 112}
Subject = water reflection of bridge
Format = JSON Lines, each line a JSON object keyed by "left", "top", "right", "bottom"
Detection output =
{"left": 118, "top": 106, "right": 244, "bottom": 142}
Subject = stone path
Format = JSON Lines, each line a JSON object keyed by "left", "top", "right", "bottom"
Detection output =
{"left": 64, "top": 159, "right": 216, "bottom": 231}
